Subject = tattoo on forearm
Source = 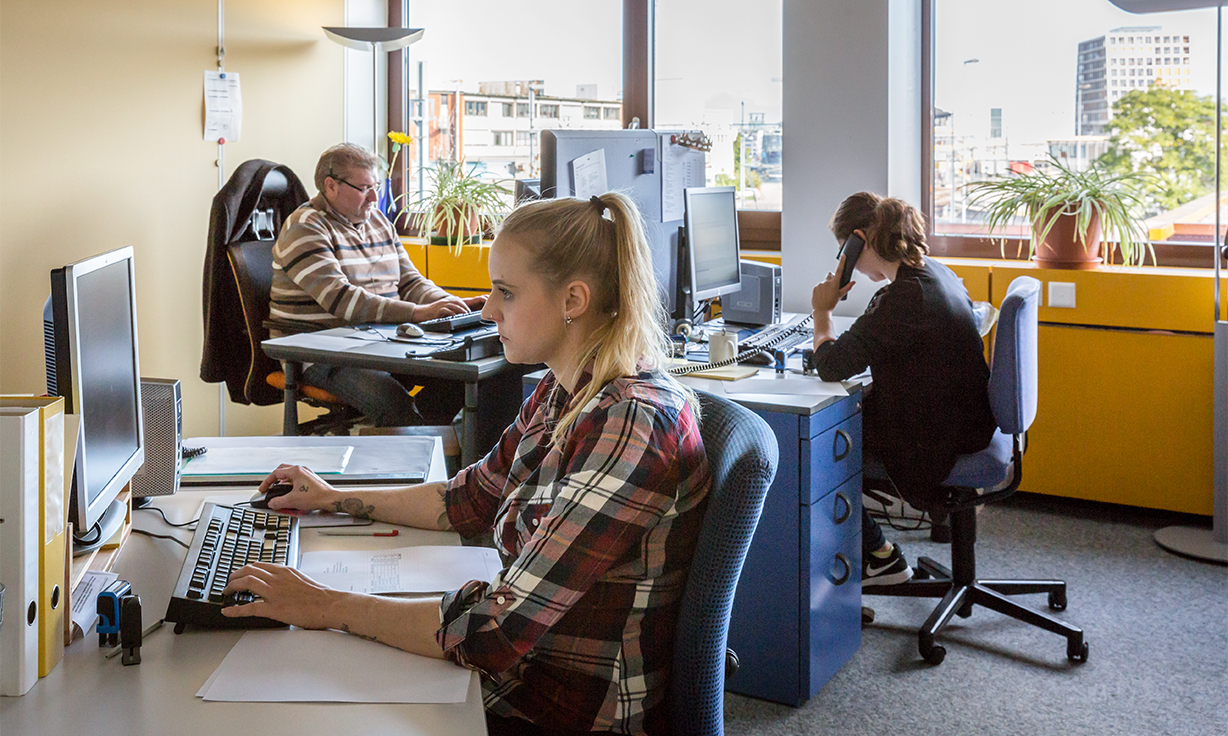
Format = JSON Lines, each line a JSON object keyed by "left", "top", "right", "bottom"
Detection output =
{"left": 340, "top": 623, "right": 379, "bottom": 643}
{"left": 435, "top": 486, "right": 451, "bottom": 530}
{"left": 298, "top": 484, "right": 309, "bottom": 493}
{"left": 332, "top": 497, "right": 376, "bottom": 519}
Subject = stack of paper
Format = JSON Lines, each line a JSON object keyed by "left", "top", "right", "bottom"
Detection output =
{"left": 299, "top": 545, "right": 503, "bottom": 595}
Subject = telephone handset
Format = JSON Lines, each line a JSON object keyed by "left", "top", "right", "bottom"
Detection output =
{"left": 836, "top": 232, "right": 865, "bottom": 301}
{"left": 668, "top": 314, "right": 814, "bottom": 376}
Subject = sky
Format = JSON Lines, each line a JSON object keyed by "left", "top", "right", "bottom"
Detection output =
{"left": 401, "top": 1, "right": 1222, "bottom": 144}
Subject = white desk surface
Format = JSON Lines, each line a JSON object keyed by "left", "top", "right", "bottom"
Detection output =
{"left": 0, "top": 437, "right": 490, "bottom": 736}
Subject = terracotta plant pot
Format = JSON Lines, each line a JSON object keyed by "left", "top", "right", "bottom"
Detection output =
{"left": 1034, "top": 205, "right": 1102, "bottom": 270}
{"left": 433, "top": 204, "right": 481, "bottom": 244}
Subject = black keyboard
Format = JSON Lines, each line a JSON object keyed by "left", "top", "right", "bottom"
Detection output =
{"left": 164, "top": 502, "right": 300, "bottom": 633}
{"left": 420, "top": 311, "right": 485, "bottom": 333}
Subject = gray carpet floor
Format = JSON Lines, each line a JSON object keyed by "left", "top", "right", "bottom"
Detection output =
{"left": 722, "top": 493, "right": 1228, "bottom": 736}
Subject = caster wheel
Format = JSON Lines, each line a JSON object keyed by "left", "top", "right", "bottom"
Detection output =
{"left": 920, "top": 643, "right": 946, "bottom": 665}
{"left": 1048, "top": 590, "right": 1067, "bottom": 611}
{"left": 1068, "top": 639, "right": 1089, "bottom": 663}
{"left": 861, "top": 606, "right": 875, "bottom": 626}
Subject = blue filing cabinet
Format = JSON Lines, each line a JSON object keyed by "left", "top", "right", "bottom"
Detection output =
{"left": 521, "top": 372, "right": 863, "bottom": 707}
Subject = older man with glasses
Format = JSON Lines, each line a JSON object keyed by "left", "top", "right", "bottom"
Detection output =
{"left": 269, "top": 143, "right": 486, "bottom": 427}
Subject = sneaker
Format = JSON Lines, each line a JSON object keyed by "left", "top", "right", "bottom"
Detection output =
{"left": 862, "top": 543, "right": 914, "bottom": 587}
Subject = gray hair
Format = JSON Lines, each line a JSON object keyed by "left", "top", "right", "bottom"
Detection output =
{"left": 314, "top": 143, "right": 380, "bottom": 192}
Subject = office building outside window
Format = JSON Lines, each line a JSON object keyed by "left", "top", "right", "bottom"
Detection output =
{"left": 655, "top": 0, "right": 783, "bottom": 211}
{"left": 931, "top": 0, "right": 1221, "bottom": 261}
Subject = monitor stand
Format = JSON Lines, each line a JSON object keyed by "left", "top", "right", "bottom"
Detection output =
{"left": 72, "top": 498, "right": 128, "bottom": 556}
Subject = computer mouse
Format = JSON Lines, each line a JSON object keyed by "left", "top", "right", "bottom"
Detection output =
{"left": 251, "top": 480, "right": 294, "bottom": 509}
{"left": 397, "top": 322, "right": 425, "bottom": 339}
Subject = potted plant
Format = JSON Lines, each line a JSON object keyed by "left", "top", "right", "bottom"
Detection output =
{"left": 402, "top": 160, "right": 512, "bottom": 248}
{"left": 967, "top": 156, "right": 1154, "bottom": 269}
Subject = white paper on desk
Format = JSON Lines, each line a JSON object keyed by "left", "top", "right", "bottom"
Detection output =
{"left": 198, "top": 629, "right": 471, "bottom": 703}
{"left": 569, "top": 149, "right": 607, "bottom": 199}
{"left": 723, "top": 377, "right": 848, "bottom": 398}
{"left": 203, "top": 71, "right": 242, "bottom": 142}
{"left": 69, "top": 570, "right": 118, "bottom": 640}
{"left": 183, "top": 445, "right": 353, "bottom": 476}
{"left": 284, "top": 333, "right": 372, "bottom": 352}
{"left": 300, "top": 545, "right": 503, "bottom": 594}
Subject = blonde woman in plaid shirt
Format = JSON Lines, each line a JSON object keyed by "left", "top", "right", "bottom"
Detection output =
{"left": 227, "top": 192, "right": 712, "bottom": 736}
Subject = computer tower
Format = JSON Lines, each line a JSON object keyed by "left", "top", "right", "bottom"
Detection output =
{"left": 130, "top": 378, "right": 181, "bottom": 499}
{"left": 720, "top": 260, "right": 782, "bottom": 327}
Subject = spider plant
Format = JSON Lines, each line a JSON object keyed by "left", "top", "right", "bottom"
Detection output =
{"left": 966, "top": 155, "right": 1154, "bottom": 267}
{"left": 401, "top": 160, "right": 512, "bottom": 249}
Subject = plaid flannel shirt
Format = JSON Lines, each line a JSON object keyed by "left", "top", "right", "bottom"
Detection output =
{"left": 438, "top": 368, "right": 710, "bottom": 735}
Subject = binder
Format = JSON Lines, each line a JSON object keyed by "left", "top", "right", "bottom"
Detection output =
{"left": 0, "top": 396, "right": 68, "bottom": 678}
{"left": 0, "top": 407, "right": 41, "bottom": 695}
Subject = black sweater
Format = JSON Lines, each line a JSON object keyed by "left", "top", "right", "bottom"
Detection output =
{"left": 814, "top": 259, "right": 996, "bottom": 510}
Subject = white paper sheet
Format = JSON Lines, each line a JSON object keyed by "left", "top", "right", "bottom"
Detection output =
{"left": 183, "top": 446, "right": 353, "bottom": 476}
{"left": 198, "top": 629, "right": 472, "bottom": 703}
{"left": 723, "top": 377, "right": 849, "bottom": 398}
{"left": 69, "top": 570, "right": 118, "bottom": 639}
{"left": 661, "top": 140, "right": 692, "bottom": 222}
{"left": 569, "top": 149, "right": 608, "bottom": 198}
{"left": 203, "top": 71, "right": 242, "bottom": 142}
{"left": 300, "top": 545, "right": 503, "bottom": 594}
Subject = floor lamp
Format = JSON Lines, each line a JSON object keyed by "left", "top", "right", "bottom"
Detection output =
{"left": 323, "top": 26, "right": 424, "bottom": 161}
{"left": 1110, "top": 1, "right": 1227, "bottom": 563}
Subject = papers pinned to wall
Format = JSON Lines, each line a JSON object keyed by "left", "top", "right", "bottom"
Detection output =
{"left": 204, "top": 71, "right": 242, "bottom": 142}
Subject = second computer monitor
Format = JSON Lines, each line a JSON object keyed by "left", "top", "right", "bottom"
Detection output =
{"left": 685, "top": 186, "right": 742, "bottom": 303}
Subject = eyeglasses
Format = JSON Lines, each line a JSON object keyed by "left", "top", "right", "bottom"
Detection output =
{"left": 332, "top": 176, "right": 380, "bottom": 197}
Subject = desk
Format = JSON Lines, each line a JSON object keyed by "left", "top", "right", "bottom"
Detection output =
{"left": 262, "top": 327, "right": 510, "bottom": 467}
{"left": 0, "top": 437, "right": 489, "bottom": 736}
{"left": 521, "top": 363, "right": 865, "bottom": 707}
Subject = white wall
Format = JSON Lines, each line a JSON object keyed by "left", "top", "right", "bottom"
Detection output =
{"left": 781, "top": 0, "right": 923, "bottom": 316}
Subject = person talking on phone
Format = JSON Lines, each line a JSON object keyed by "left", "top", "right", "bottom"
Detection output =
{"left": 809, "top": 192, "right": 996, "bottom": 586}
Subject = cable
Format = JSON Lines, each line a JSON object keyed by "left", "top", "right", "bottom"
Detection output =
{"left": 136, "top": 506, "right": 199, "bottom": 528}
{"left": 129, "top": 529, "right": 191, "bottom": 549}
{"left": 669, "top": 313, "right": 814, "bottom": 375}
{"left": 182, "top": 446, "right": 207, "bottom": 460}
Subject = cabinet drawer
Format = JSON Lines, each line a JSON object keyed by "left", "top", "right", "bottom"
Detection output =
{"left": 803, "top": 389, "right": 862, "bottom": 439}
{"left": 806, "top": 473, "right": 862, "bottom": 695}
{"left": 801, "top": 412, "right": 862, "bottom": 505}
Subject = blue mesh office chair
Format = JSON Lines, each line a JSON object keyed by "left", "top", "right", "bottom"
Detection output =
{"left": 863, "top": 276, "right": 1088, "bottom": 665}
{"left": 671, "top": 391, "right": 779, "bottom": 736}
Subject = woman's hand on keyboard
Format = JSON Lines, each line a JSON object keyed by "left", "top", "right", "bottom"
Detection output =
{"left": 221, "top": 562, "right": 337, "bottom": 629}
{"left": 257, "top": 464, "right": 337, "bottom": 512}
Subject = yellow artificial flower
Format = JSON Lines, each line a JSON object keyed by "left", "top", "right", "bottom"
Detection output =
{"left": 388, "top": 131, "right": 413, "bottom": 145}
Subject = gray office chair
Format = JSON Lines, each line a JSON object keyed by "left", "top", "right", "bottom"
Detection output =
{"left": 670, "top": 390, "right": 778, "bottom": 736}
{"left": 863, "top": 276, "right": 1088, "bottom": 665}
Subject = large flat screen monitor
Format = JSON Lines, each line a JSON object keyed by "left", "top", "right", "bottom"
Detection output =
{"left": 45, "top": 246, "right": 144, "bottom": 544}
{"left": 684, "top": 186, "right": 742, "bottom": 302}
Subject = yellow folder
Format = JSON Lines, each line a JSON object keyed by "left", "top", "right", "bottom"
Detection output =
{"left": 1, "top": 396, "right": 68, "bottom": 678}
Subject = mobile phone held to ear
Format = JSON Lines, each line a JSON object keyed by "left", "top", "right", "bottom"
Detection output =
{"left": 837, "top": 233, "right": 865, "bottom": 300}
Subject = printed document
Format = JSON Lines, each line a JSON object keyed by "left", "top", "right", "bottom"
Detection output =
{"left": 300, "top": 545, "right": 503, "bottom": 594}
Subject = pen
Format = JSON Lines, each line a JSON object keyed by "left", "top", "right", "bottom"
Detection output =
{"left": 319, "top": 529, "right": 400, "bottom": 537}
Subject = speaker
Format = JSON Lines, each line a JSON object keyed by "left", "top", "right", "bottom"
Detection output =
{"left": 720, "top": 260, "right": 782, "bottom": 327}
{"left": 130, "top": 378, "right": 181, "bottom": 499}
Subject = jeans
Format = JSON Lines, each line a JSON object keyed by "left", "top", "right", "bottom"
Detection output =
{"left": 301, "top": 364, "right": 463, "bottom": 428}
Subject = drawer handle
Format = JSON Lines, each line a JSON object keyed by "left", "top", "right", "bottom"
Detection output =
{"left": 831, "top": 553, "right": 851, "bottom": 586}
{"left": 833, "top": 429, "right": 852, "bottom": 461}
{"left": 832, "top": 491, "right": 852, "bottom": 525}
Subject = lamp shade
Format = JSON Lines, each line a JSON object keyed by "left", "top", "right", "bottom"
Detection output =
{"left": 322, "top": 27, "right": 424, "bottom": 52}
{"left": 1107, "top": 0, "right": 1223, "bottom": 12}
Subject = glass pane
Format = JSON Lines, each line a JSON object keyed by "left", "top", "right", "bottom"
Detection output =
{"left": 655, "top": 0, "right": 783, "bottom": 211}
{"left": 403, "top": 1, "right": 622, "bottom": 196}
{"left": 934, "top": 0, "right": 1224, "bottom": 250}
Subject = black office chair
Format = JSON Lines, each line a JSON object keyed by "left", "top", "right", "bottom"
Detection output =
{"left": 863, "top": 276, "right": 1088, "bottom": 665}
{"left": 227, "top": 238, "right": 363, "bottom": 435}
{"left": 670, "top": 391, "right": 779, "bottom": 736}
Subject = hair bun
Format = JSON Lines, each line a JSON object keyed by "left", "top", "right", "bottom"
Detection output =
{"left": 590, "top": 195, "right": 607, "bottom": 215}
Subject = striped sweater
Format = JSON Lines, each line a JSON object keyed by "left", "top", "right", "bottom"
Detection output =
{"left": 269, "top": 194, "right": 449, "bottom": 332}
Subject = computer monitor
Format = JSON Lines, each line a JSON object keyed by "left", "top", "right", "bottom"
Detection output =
{"left": 45, "top": 246, "right": 144, "bottom": 545}
{"left": 514, "top": 178, "right": 542, "bottom": 205}
{"left": 684, "top": 186, "right": 742, "bottom": 302}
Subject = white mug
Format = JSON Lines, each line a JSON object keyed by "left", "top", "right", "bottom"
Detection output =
{"left": 710, "top": 331, "right": 738, "bottom": 363}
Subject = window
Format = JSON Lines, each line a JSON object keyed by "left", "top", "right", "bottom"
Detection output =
{"left": 537, "top": 103, "right": 559, "bottom": 118}
{"left": 656, "top": 0, "right": 783, "bottom": 211}
{"left": 401, "top": 1, "right": 620, "bottom": 184}
{"left": 930, "top": 1, "right": 1221, "bottom": 264}
{"left": 604, "top": 106, "right": 620, "bottom": 120}
{"left": 583, "top": 105, "right": 600, "bottom": 119}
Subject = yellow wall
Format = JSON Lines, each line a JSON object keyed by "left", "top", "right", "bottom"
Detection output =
{"left": 1, "top": 0, "right": 344, "bottom": 438}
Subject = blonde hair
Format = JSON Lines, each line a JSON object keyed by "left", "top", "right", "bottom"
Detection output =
{"left": 829, "top": 191, "right": 928, "bottom": 268}
{"left": 497, "top": 192, "right": 696, "bottom": 444}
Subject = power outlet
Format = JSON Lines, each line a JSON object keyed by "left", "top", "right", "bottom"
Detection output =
{"left": 1048, "top": 281, "right": 1076, "bottom": 309}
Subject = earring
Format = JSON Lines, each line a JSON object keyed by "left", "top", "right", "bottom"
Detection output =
{"left": 565, "top": 315, "right": 573, "bottom": 325}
